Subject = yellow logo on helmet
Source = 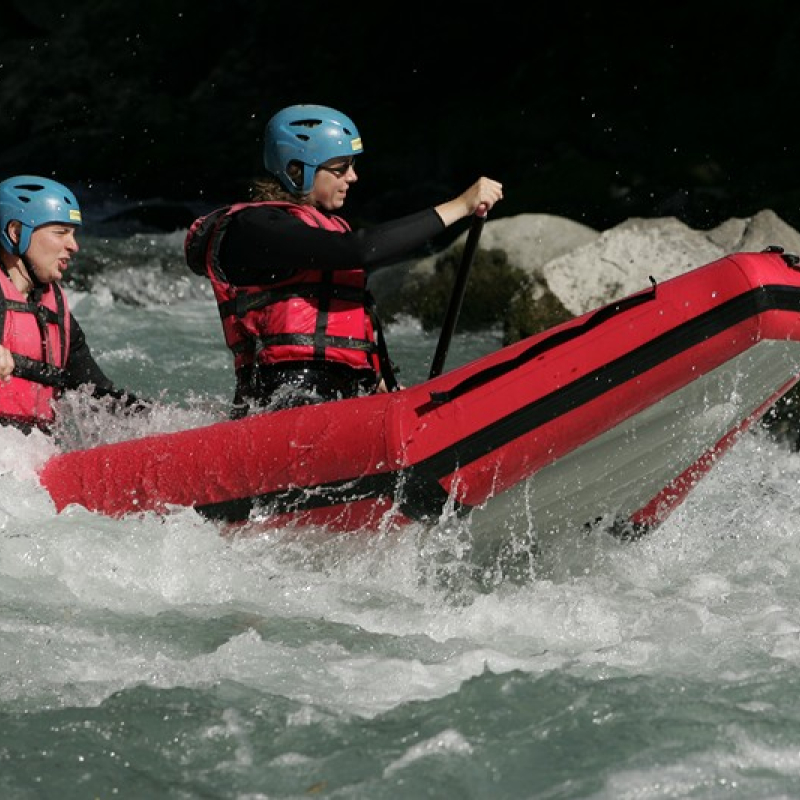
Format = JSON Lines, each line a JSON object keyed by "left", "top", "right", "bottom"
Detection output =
{"left": 351, "top": 138, "right": 362, "bottom": 151}
{"left": 69, "top": 210, "right": 82, "bottom": 223}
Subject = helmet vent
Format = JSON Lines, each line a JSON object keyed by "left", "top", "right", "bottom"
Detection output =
{"left": 291, "top": 118, "right": 323, "bottom": 129}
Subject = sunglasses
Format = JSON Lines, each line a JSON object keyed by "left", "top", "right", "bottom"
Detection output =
{"left": 318, "top": 158, "right": 356, "bottom": 178}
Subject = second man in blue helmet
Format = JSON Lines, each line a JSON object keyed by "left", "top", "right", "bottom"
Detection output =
{"left": 0, "top": 175, "right": 147, "bottom": 434}
{"left": 185, "top": 103, "right": 503, "bottom": 416}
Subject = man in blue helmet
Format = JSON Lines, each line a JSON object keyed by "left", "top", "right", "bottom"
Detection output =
{"left": 0, "top": 175, "right": 146, "bottom": 434}
{"left": 185, "top": 103, "right": 503, "bottom": 416}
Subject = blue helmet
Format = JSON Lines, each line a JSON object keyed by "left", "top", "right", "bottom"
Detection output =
{"left": 263, "top": 104, "right": 364, "bottom": 195}
{"left": 0, "top": 175, "right": 82, "bottom": 256}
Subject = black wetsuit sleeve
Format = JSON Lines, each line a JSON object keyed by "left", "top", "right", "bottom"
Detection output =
{"left": 62, "top": 314, "right": 116, "bottom": 391}
{"left": 62, "top": 314, "right": 147, "bottom": 409}
{"left": 219, "top": 206, "right": 445, "bottom": 285}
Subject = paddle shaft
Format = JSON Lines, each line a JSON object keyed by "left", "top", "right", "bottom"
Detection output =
{"left": 428, "top": 206, "right": 488, "bottom": 379}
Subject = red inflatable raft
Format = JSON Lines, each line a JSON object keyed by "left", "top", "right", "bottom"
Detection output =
{"left": 39, "top": 249, "right": 800, "bottom": 544}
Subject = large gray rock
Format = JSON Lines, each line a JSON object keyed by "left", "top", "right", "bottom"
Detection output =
{"left": 409, "top": 213, "right": 599, "bottom": 280}
{"left": 706, "top": 208, "right": 800, "bottom": 254}
{"left": 460, "top": 213, "right": 599, "bottom": 278}
{"left": 540, "top": 210, "right": 800, "bottom": 316}
{"left": 541, "top": 216, "right": 724, "bottom": 316}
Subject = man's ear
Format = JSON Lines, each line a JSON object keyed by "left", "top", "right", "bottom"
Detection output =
{"left": 5, "top": 221, "right": 21, "bottom": 246}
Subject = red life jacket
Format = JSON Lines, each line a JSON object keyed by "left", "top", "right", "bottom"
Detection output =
{"left": 185, "top": 201, "right": 381, "bottom": 377}
{"left": 0, "top": 269, "right": 71, "bottom": 429}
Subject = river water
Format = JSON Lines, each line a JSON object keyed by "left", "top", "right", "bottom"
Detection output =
{"left": 3, "top": 225, "right": 800, "bottom": 799}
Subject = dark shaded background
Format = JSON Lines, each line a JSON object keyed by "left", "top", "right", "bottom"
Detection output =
{"left": 2, "top": 0, "right": 800, "bottom": 235}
